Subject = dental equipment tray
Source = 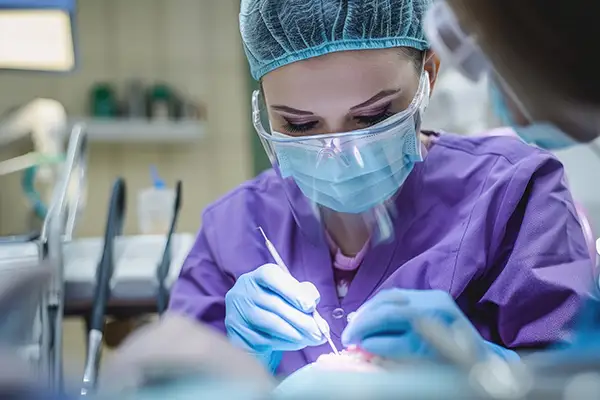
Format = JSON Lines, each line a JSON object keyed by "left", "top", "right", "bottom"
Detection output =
{"left": 63, "top": 234, "right": 193, "bottom": 311}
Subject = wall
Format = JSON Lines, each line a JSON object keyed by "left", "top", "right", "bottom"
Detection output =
{"left": 554, "top": 142, "right": 600, "bottom": 237}
{"left": 0, "top": 0, "right": 252, "bottom": 237}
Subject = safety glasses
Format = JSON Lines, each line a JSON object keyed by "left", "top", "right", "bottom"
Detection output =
{"left": 252, "top": 71, "right": 431, "bottom": 145}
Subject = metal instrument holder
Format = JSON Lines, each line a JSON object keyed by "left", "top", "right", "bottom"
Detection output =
{"left": 80, "top": 178, "right": 126, "bottom": 396}
{"left": 39, "top": 124, "right": 88, "bottom": 392}
{"left": 156, "top": 181, "right": 182, "bottom": 315}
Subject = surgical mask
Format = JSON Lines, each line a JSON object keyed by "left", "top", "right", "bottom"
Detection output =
{"left": 489, "top": 81, "right": 578, "bottom": 150}
{"left": 489, "top": 81, "right": 514, "bottom": 128}
{"left": 253, "top": 72, "right": 430, "bottom": 214}
{"left": 513, "top": 123, "right": 579, "bottom": 151}
{"left": 272, "top": 124, "right": 422, "bottom": 214}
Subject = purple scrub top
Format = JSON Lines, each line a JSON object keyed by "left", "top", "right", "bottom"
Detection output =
{"left": 169, "top": 132, "right": 595, "bottom": 376}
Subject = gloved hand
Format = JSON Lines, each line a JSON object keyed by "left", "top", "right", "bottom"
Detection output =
{"left": 225, "top": 263, "right": 327, "bottom": 372}
{"left": 342, "top": 289, "right": 519, "bottom": 363}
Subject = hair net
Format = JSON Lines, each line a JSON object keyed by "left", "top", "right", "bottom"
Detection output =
{"left": 240, "top": 0, "right": 433, "bottom": 80}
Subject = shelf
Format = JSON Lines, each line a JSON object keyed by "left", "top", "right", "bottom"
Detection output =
{"left": 67, "top": 118, "right": 206, "bottom": 143}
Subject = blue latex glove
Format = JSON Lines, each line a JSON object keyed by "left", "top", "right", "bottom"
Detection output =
{"left": 342, "top": 289, "right": 519, "bottom": 363}
{"left": 225, "top": 263, "right": 327, "bottom": 373}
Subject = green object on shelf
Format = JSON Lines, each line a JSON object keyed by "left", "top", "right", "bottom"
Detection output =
{"left": 147, "top": 84, "right": 180, "bottom": 120}
{"left": 90, "top": 83, "right": 118, "bottom": 118}
{"left": 151, "top": 84, "right": 172, "bottom": 100}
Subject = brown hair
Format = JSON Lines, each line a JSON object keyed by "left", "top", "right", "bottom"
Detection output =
{"left": 447, "top": 0, "right": 600, "bottom": 106}
{"left": 399, "top": 48, "right": 425, "bottom": 72}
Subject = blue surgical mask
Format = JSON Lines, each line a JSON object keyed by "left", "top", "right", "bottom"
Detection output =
{"left": 489, "top": 81, "right": 578, "bottom": 150}
{"left": 513, "top": 123, "right": 579, "bottom": 150}
{"left": 489, "top": 81, "right": 515, "bottom": 128}
{"left": 272, "top": 115, "right": 423, "bottom": 214}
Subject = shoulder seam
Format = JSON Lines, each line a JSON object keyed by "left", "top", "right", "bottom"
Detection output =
{"left": 449, "top": 157, "right": 503, "bottom": 292}
{"left": 434, "top": 137, "right": 546, "bottom": 166}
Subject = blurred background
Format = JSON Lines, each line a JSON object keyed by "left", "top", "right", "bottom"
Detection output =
{"left": 0, "top": 0, "right": 253, "bottom": 238}
{"left": 0, "top": 0, "right": 502, "bottom": 240}
{"left": 2, "top": 0, "right": 600, "bottom": 388}
{"left": 0, "top": 0, "right": 258, "bottom": 380}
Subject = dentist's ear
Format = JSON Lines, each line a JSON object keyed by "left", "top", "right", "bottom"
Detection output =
{"left": 424, "top": 50, "right": 441, "bottom": 96}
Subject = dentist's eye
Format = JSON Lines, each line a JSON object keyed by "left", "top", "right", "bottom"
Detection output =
{"left": 283, "top": 119, "right": 319, "bottom": 134}
{"left": 354, "top": 105, "right": 394, "bottom": 126}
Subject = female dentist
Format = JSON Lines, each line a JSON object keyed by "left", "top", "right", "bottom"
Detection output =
{"left": 168, "top": 0, "right": 594, "bottom": 376}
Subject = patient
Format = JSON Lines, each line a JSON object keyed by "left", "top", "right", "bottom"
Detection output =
{"left": 100, "top": 313, "right": 275, "bottom": 394}
{"left": 103, "top": 316, "right": 491, "bottom": 399}
{"left": 103, "top": 316, "right": 400, "bottom": 399}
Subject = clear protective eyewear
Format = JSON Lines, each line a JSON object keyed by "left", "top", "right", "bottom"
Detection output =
{"left": 252, "top": 71, "right": 431, "bottom": 166}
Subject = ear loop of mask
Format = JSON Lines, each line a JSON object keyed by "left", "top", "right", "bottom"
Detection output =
{"left": 415, "top": 52, "right": 431, "bottom": 135}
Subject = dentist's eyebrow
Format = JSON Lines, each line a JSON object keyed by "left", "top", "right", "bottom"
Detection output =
{"left": 270, "top": 105, "right": 314, "bottom": 115}
{"left": 350, "top": 89, "right": 402, "bottom": 111}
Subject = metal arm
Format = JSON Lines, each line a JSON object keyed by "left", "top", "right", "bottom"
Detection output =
{"left": 39, "top": 123, "right": 88, "bottom": 392}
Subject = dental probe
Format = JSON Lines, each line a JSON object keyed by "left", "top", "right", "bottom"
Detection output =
{"left": 258, "top": 227, "right": 340, "bottom": 355}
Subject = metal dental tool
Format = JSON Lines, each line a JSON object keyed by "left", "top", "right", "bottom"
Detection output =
{"left": 258, "top": 227, "right": 339, "bottom": 355}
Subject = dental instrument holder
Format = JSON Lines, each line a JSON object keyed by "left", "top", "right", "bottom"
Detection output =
{"left": 156, "top": 181, "right": 182, "bottom": 315}
{"left": 80, "top": 178, "right": 126, "bottom": 396}
{"left": 40, "top": 124, "right": 88, "bottom": 392}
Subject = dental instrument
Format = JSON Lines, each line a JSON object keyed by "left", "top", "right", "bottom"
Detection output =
{"left": 80, "top": 178, "right": 126, "bottom": 396}
{"left": 257, "top": 227, "right": 339, "bottom": 355}
{"left": 156, "top": 181, "right": 183, "bottom": 315}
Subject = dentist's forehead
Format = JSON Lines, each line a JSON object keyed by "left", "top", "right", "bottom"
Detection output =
{"left": 262, "top": 49, "right": 418, "bottom": 113}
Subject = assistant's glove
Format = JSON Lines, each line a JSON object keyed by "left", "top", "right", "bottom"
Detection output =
{"left": 342, "top": 289, "right": 519, "bottom": 362}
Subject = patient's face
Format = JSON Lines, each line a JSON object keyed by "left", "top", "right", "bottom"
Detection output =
{"left": 274, "top": 350, "right": 383, "bottom": 397}
{"left": 313, "top": 351, "right": 381, "bottom": 372}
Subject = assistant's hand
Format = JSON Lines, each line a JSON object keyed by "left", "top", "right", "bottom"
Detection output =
{"left": 342, "top": 289, "right": 519, "bottom": 362}
{"left": 225, "top": 263, "right": 327, "bottom": 372}
{"left": 99, "top": 314, "right": 275, "bottom": 393}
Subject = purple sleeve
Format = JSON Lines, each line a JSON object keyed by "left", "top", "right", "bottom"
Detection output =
{"left": 168, "top": 210, "right": 234, "bottom": 333}
{"left": 475, "top": 155, "right": 595, "bottom": 349}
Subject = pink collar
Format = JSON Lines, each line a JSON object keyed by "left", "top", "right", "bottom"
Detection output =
{"left": 325, "top": 231, "right": 369, "bottom": 271}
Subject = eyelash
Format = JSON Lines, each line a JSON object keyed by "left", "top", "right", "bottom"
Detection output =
{"left": 283, "top": 106, "right": 394, "bottom": 134}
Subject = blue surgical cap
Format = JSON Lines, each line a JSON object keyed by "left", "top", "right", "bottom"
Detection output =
{"left": 240, "top": 0, "right": 433, "bottom": 80}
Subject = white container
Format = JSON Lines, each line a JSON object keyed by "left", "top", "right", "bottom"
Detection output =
{"left": 137, "top": 187, "right": 175, "bottom": 235}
